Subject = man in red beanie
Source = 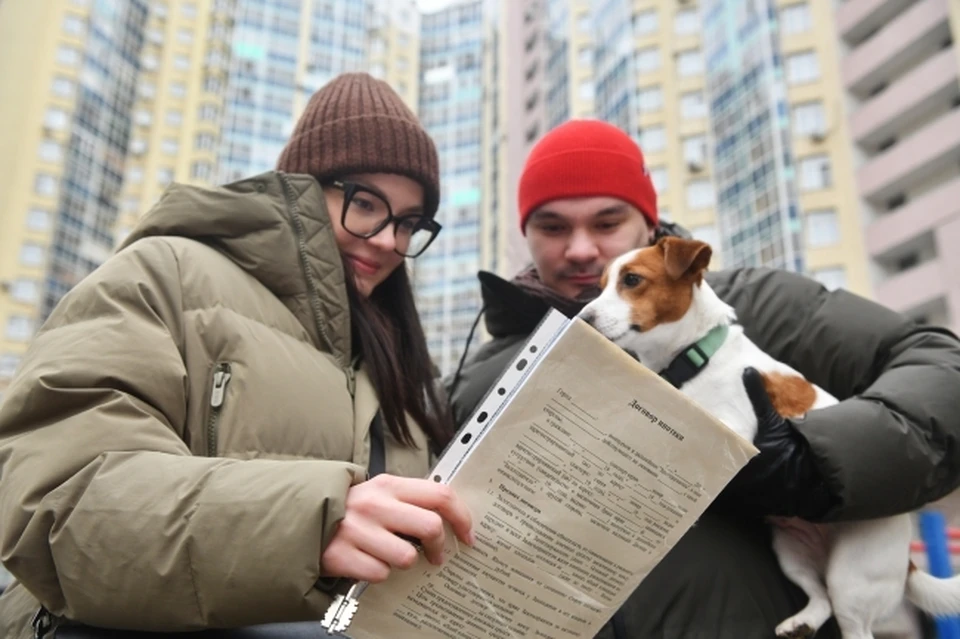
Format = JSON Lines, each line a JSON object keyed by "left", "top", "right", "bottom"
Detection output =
{"left": 517, "top": 119, "right": 658, "bottom": 300}
{"left": 446, "top": 119, "right": 960, "bottom": 639}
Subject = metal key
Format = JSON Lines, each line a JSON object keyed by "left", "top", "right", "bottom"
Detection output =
{"left": 321, "top": 581, "right": 369, "bottom": 635}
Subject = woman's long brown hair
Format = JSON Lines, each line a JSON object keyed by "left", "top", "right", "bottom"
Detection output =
{"left": 342, "top": 260, "right": 453, "bottom": 453}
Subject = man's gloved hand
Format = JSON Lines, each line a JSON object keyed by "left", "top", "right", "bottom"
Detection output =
{"left": 717, "top": 367, "right": 836, "bottom": 520}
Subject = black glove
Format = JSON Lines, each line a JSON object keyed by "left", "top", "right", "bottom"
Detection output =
{"left": 717, "top": 367, "right": 836, "bottom": 520}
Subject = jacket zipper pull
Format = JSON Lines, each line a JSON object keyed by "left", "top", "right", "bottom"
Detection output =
{"left": 32, "top": 607, "right": 57, "bottom": 639}
{"left": 211, "top": 368, "right": 232, "bottom": 408}
{"left": 345, "top": 367, "right": 356, "bottom": 396}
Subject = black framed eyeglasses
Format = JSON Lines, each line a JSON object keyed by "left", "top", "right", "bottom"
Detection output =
{"left": 325, "top": 180, "right": 442, "bottom": 258}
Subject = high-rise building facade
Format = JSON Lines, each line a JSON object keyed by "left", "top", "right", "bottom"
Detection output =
{"left": 0, "top": 0, "right": 150, "bottom": 401}
{"left": 840, "top": 0, "right": 960, "bottom": 333}
{"left": 215, "top": 0, "right": 420, "bottom": 184}
{"left": 416, "top": 0, "right": 493, "bottom": 374}
{"left": 0, "top": 0, "right": 420, "bottom": 401}
{"left": 498, "top": 0, "right": 871, "bottom": 299}
{"left": 115, "top": 0, "right": 236, "bottom": 245}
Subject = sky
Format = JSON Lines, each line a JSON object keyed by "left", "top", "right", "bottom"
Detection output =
{"left": 416, "top": 0, "right": 454, "bottom": 12}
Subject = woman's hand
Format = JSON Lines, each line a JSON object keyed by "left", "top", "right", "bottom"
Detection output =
{"left": 321, "top": 474, "right": 475, "bottom": 583}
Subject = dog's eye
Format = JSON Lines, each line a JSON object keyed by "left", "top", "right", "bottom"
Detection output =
{"left": 622, "top": 273, "right": 642, "bottom": 288}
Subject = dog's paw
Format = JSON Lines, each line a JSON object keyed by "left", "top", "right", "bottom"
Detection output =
{"left": 776, "top": 620, "right": 816, "bottom": 639}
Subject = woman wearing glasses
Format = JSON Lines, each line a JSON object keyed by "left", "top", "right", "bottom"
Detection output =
{"left": 0, "top": 73, "right": 473, "bottom": 637}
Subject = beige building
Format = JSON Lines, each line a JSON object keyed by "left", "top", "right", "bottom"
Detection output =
{"left": 0, "top": 0, "right": 150, "bottom": 401}
{"left": 115, "top": 0, "right": 235, "bottom": 246}
{"left": 779, "top": 0, "right": 871, "bottom": 297}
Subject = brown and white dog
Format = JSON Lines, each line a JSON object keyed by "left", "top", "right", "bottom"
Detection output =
{"left": 579, "top": 236, "right": 960, "bottom": 639}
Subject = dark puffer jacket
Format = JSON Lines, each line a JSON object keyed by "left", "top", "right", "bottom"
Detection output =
{"left": 446, "top": 261, "right": 960, "bottom": 639}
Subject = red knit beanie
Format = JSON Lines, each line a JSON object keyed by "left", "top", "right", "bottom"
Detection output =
{"left": 518, "top": 119, "right": 658, "bottom": 233}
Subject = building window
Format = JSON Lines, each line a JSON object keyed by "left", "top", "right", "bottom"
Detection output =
{"left": 805, "top": 209, "right": 840, "bottom": 247}
{"left": 174, "top": 54, "right": 190, "bottom": 71}
{"left": 686, "top": 180, "right": 715, "bottom": 210}
{"left": 792, "top": 101, "right": 825, "bottom": 137}
{"left": 675, "top": 8, "right": 699, "bottom": 35}
{"left": 192, "top": 161, "right": 212, "bottom": 181}
{"left": 34, "top": 174, "right": 58, "bottom": 197}
{"left": 578, "top": 80, "right": 595, "bottom": 101}
{"left": 56, "top": 45, "right": 80, "bottom": 66}
{"left": 170, "top": 82, "right": 187, "bottom": 98}
{"left": 812, "top": 266, "right": 846, "bottom": 291}
{"left": 799, "top": 155, "right": 831, "bottom": 191}
{"left": 649, "top": 167, "right": 668, "bottom": 194}
{"left": 683, "top": 135, "right": 708, "bottom": 165}
{"left": 127, "top": 167, "right": 143, "bottom": 184}
{"left": 635, "top": 47, "right": 661, "bottom": 74}
{"left": 51, "top": 76, "right": 74, "bottom": 97}
{"left": 165, "top": 110, "right": 182, "bottom": 126}
{"left": 781, "top": 3, "right": 812, "bottom": 35}
{"left": 157, "top": 168, "right": 174, "bottom": 185}
{"left": 44, "top": 107, "right": 69, "bottom": 130}
{"left": 677, "top": 49, "right": 703, "bottom": 77}
{"left": 195, "top": 133, "right": 215, "bottom": 150}
{"left": 0, "top": 354, "right": 20, "bottom": 379}
{"left": 177, "top": 28, "right": 193, "bottom": 45}
{"left": 19, "top": 243, "right": 45, "bottom": 267}
{"left": 38, "top": 140, "right": 62, "bottom": 163}
{"left": 10, "top": 279, "right": 39, "bottom": 304}
{"left": 135, "top": 110, "right": 152, "bottom": 126}
{"left": 680, "top": 91, "right": 707, "bottom": 119}
{"left": 786, "top": 51, "right": 819, "bottom": 85}
{"left": 161, "top": 138, "right": 179, "bottom": 155}
{"left": 578, "top": 46, "right": 592, "bottom": 67}
{"left": 139, "top": 82, "right": 156, "bottom": 99}
{"left": 633, "top": 9, "right": 658, "bottom": 36}
{"left": 5, "top": 316, "right": 34, "bottom": 342}
{"left": 640, "top": 126, "right": 665, "bottom": 153}
{"left": 637, "top": 85, "right": 662, "bottom": 112}
{"left": 198, "top": 104, "right": 218, "bottom": 121}
{"left": 577, "top": 13, "right": 591, "bottom": 34}
{"left": 63, "top": 14, "right": 85, "bottom": 36}
{"left": 26, "top": 208, "right": 51, "bottom": 231}
{"left": 181, "top": 2, "right": 197, "bottom": 18}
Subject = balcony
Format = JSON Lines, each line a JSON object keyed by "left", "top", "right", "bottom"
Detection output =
{"left": 866, "top": 176, "right": 960, "bottom": 259}
{"left": 841, "top": 0, "right": 952, "bottom": 98}
{"left": 873, "top": 260, "right": 945, "bottom": 315}
{"left": 837, "top": 0, "right": 916, "bottom": 46}
{"left": 850, "top": 49, "right": 959, "bottom": 150}
{"left": 856, "top": 108, "right": 960, "bottom": 203}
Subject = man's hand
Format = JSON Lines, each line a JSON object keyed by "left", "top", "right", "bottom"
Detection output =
{"left": 321, "top": 474, "right": 475, "bottom": 583}
{"left": 718, "top": 367, "right": 836, "bottom": 520}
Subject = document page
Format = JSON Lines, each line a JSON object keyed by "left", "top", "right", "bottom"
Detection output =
{"left": 347, "top": 315, "right": 757, "bottom": 639}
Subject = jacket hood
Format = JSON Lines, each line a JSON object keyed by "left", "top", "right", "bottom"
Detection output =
{"left": 119, "top": 171, "right": 351, "bottom": 363}
{"left": 478, "top": 268, "right": 585, "bottom": 339}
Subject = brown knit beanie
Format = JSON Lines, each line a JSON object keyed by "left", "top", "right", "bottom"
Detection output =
{"left": 277, "top": 72, "right": 440, "bottom": 216}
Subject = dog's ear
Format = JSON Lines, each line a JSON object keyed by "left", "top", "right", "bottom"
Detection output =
{"left": 660, "top": 237, "right": 712, "bottom": 281}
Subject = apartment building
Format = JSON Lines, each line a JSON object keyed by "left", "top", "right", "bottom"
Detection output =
{"left": 217, "top": 0, "right": 419, "bottom": 184}
{"left": 840, "top": 0, "right": 960, "bottom": 333}
{"left": 0, "top": 0, "right": 150, "bottom": 402}
{"left": 416, "top": 0, "right": 493, "bottom": 374}
{"left": 115, "top": 0, "right": 235, "bottom": 245}
{"left": 497, "top": 0, "right": 871, "bottom": 297}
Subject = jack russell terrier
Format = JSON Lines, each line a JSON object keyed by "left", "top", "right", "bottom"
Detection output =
{"left": 579, "top": 236, "right": 960, "bottom": 639}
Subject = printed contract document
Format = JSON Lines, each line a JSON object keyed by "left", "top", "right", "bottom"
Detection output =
{"left": 343, "top": 310, "right": 758, "bottom": 638}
